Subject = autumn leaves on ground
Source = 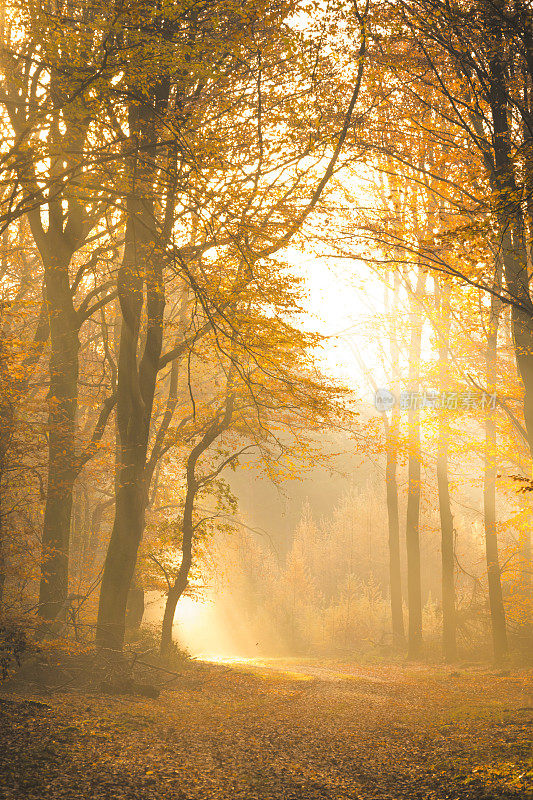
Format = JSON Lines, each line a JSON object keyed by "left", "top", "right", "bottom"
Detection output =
{"left": 1, "top": 658, "right": 531, "bottom": 800}
{"left": 2, "top": 0, "right": 533, "bottom": 797}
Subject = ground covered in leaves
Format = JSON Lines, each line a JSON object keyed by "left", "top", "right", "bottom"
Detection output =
{"left": 0, "top": 658, "right": 531, "bottom": 799}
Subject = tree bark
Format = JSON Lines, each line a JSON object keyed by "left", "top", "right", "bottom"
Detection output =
{"left": 487, "top": 47, "right": 533, "bottom": 459}
{"left": 125, "top": 580, "right": 145, "bottom": 631}
{"left": 159, "top": 484, "right": 194, "bottom": 657}
{"left": 518, "top": 492, "right": 532, "bottom": 642}
{"left": 474, "top": 67, "right": 511, "bottom": 657}
{"left": 386, "top": 271, "right": 405, "bottom": 646}
{"left": 405, "top": 267, "right": 426, "bottom": 660}
{"left": 96, "top": 94, "right": 168, "bottom": 650}
{"left": 160, "top": 578, "right": 188, "bottom": 658}
{"left": 38, "top": 250, "right": 80, "bottom": 620}
{"left": 519, "top": 498, "right": 532, "bottom": 601}
{"left": 484, "top": 295, "right": 508, "bottom": 663}
{"left": 95, "top": 231, "right": 164, "bottom": 648}
{"left": 3, "top": 57, "right": 93, "bottom": 621}
{"left": 386, "top": 419, "right": 405, "bottom": 646}
{"left": 84, "top": 496, "right": 114, "bottom": 578}
{"left": 437, "top": 416, "right": 457, "bottom": 661}
{"left": 0, "top": 328, "right": 14, "bottom": 616}
{"left": 435, "top": 280, "right": 457, "bottom": 661}
{"left": 160, "top": 396, "right": 234, "bottom": 657}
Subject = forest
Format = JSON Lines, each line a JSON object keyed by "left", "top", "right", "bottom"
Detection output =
{"left": 0, "top": 1, "right": 531, "bottom": 798}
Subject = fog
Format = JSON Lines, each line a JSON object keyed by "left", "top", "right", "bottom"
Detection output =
{"left": 1, "top": 1, "right": 532, "bottom": 797}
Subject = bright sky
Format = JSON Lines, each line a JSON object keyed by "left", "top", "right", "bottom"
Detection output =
{"left": 286, "top": 247, "right": 389, "bottom": 403}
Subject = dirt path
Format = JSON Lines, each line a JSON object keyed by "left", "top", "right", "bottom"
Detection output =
{"left": 196, "top": 656, "right": 395, "bottom": 682}
{"left": 0, "top": 661, "right": 531, "bottom": 799}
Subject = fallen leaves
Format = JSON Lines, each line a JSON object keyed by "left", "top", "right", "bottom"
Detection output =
{"left": 0, "top": 662, "right": 531, "bottom": 799}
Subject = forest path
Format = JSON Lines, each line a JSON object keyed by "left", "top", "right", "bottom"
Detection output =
{"left": 194, "top": 655, "right": 393, "bottom": 683}
{"left": 0, "top": 660, "right": 531, "bottom": 799}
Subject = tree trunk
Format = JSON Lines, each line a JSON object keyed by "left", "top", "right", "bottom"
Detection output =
{"left": 160, "top": 580, "right": 187, "bottom": 658}
{"left": 405, "top": 267, "right": 425, "bottom": 660}
{"left": 77, "top": 485, "right": 93, "bottom": 587}
{"left": 82, "top": 496, "right": 113, "bottom": 580}
{"left": 69, "top": 486, "right": 83, "bottom": 587}
{"left": 0, "top": 505, "right": 5, "bottom": 616}
{"left": 38, "top": 254, "right": 80, "bottom": 620}
{"left": 435, "top": 281, "right": 457, "bottom": 661}
{"left": 518, "top": 492, "right": 532, "bottom": 648}
{"left": 160, "top": 395, "right": 234, "bottom": 657}
{"left": 95, "top": 238, "right": 162, "bottom": 648}
{"left": 96, "top": 95, "right": 167, "bottom": 650}
{"left": 488, "top": 55, "right": 533, "bottom": 460}
{"left": 125, "top": 575, "right": 145, "bottom": 631}
{"left": 160, "top": 499, "right": 193, "bottom": 657}
{"left": 96, "top": 463, "right": 146, "bottom": 648}
{"left": 159, "top": 461, "right": 200, "bottom": 657}
{"left": 437, "top": 428, "right": 457, "bottom": 661}
{"left": 0, "top": 383, "right": 13, "bottom": 618}
{"left": 386, "top": 271, "right": 405, "bottom": 645}
{"left": 474, "top": 86, "right": 511, "bottom": 657}
{"left": 386, "top": 421, "right": 405, "bottom": 646}
{"left": 484, "top": 295, "right": 508, "bottom": 663}
{"left": 518, "top": 497, "right": 532, "bottom": 603}
{"left": 484, "top": 424, "right": 508, "bottom": 661}
{"left": 501, "top": 223, "right": 533, "bottom": 459}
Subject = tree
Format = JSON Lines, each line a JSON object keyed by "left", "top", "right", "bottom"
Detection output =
{"left": 434, "top": 278, "right": 457, "bottom": 661}
{"left": 95, "top": 0, "right": 368, "bottom": 649}
{"left": 404, "top": 266, "right": 426, "bottom": 658}
{"left": 0, "top": 1, "right": 123, "bottom": 618}
{"left": 484, "top": 284, "right": 509, "bottom": 661}
{"left": 385, "top": 270, "right": 406, "bottom": 646}
{"left": 373, "top": 0, "right": 533, "bottom": 458}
